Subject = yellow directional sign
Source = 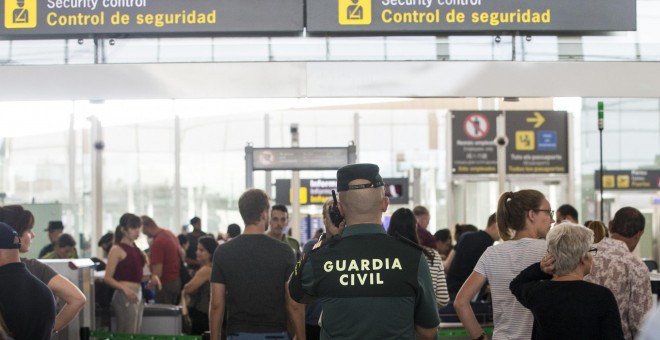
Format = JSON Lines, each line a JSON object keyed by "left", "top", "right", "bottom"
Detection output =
{"left": 526, "top": 111, "right": 546, "bottom": 128}
{"left": 602, "top": 175, "right": 615, "bottom": 189}
{"left": 515, "top": 131, "right": 535, "bottom": 151}
{"left": 289, "top": 187, "right": 309, "bottom": 204}
{"left": 616, "top": 175, "right": 630, "bottom": 189}
{"left": 596, "top": 170, "right": 660, "bottom": 191}
{"left": 506, "top": 110, "right": 568, "bottom": 174}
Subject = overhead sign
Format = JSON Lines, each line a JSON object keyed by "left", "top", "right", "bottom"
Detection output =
{"left": 451, "top": 111, "right": 499, "bottom": 174}
{"left": 595, "top": 170, "right": 660, "bottom": 191}
{"left": 276, "top": 179, "right": 335, "bottom": 205}
{"left": 306, "top": 0, "right": 635, "bottom": 34}
{"left": 251, "top": 147, "right": 353, "bottom": 171}
{"left": 505, "top": 111, "right": 568, "bottom": 174}
{"left": 0, "top": 0, "right": 303, "bottom": 38}
{"left": 276, "top": 177, "right": 409, "bottom": 205}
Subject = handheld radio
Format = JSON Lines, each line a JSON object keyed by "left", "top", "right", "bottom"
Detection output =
{"left": 330, "top": 190, "right": 344, "bottom": 227}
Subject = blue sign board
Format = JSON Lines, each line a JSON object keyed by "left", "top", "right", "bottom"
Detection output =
{"left": 537, "top": 131, "right": 557, "bottom": 151}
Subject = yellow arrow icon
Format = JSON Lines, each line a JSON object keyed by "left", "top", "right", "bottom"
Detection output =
{"left": 526, "top": 112, "right": 545, "bottom": 128}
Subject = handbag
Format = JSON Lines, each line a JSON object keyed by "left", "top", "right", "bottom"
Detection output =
{"left": 179, "top": 290, "right": 193, "bottom": 334}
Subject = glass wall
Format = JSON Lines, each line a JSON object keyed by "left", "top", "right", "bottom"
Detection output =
{"left": 0, "top": 100, "right": 450, "bottom": 255}
{"left": 1, "top": 98, "right": 659, "bottom": 256}
{"left": 580, "top": 98, "right": 660, "bottom": 222}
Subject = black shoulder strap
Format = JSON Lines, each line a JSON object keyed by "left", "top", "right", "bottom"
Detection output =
{"left": 394, "top": 233, "right": 424, "bottom": 251}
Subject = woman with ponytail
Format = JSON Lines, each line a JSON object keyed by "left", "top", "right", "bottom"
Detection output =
{"left": 454, "top": 190, "right": 554, "bottom": 340}
{"left": 104, "top": 213, "right": 160, "bottom": 334}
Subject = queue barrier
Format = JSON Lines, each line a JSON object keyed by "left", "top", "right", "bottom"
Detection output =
{"left": 91, "top": 327, "right": 492, "bottom": 340}
{"left": 90, "top": 330, "right": 200, "bottom": 340}
{"left": 438, "top": 326, "right": 494, "bottom": 339}
{"left": 438, "top": 301, "right": 493, "bottom": 324}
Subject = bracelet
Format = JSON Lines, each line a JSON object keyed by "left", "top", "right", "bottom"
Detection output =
{"left": 473, "top": 332, "right": 486, "bottom": 340}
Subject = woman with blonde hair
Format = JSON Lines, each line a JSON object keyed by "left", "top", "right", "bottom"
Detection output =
{"left": 585, "top": 220, "right": 609, "bottom": 243}
{"left": 454, "top": 190, "right": 554, "bottom": 340}
{"left": 104, "top": 213, "right": 160, "bottom": 333}
{"left": 510, "top": 222, "right": 623, "bottom": 339}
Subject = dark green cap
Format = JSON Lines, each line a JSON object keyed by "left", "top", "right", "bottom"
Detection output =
{"left": 336, "top": 163, "right": 384, "bottom": 192}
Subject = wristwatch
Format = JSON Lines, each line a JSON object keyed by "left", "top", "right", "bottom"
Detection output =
{"left": 473, "top": 332, "right": 486, "bottom": 340}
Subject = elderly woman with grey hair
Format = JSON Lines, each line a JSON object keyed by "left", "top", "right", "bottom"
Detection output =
{"left": 510, "top": 222, "right": 624, "bottom": 340}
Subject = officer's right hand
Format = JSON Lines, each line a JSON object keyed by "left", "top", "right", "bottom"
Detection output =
{"left": 327, "top": 220, "right": 346, "bottom": 237}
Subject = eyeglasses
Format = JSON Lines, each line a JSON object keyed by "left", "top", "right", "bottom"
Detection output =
{"left": 588, "top": 247, "right": 598, "bottom": 256}
{"left": 534, "top": 209, "right": 555, "bottom": 219}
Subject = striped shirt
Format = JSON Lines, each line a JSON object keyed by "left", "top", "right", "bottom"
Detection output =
{"left": 424, "top": 247, "right": 450, "bottom": 307}
{"left": 473, "top": 238, "right": 546, "bottom": 340}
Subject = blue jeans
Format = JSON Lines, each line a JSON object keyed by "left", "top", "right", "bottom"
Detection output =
{"left": 227, "top": 332, "right": 290, "bottom": 340}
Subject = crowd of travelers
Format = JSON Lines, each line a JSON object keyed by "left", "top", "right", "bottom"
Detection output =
{"left": 0, "top": 162, "right": 658, "bottom": 340}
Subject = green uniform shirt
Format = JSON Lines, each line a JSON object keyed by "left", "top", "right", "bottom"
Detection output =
{"left": 290, "top": 223, "right": 439, "bottom": 339}
{"left": 283, "top": 234, "right": 302, "bottom": 260}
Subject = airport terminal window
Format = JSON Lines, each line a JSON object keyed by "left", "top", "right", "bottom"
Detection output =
{"left": 516, "top": 36, "right": 558, "bottom": 62}
{"left": 213, "top": 37, "right": 271, "bottom": 62}
{"left": 2, "top": 132, "right": 69, "bottom": 203}
{"left": 101, "top": 119, "right": 176, "bottom": 231}
{"left": 582, "top": 34, "right": 639, "bottom": 61}
{"left": 104, "top": 38, "right": 161, "bottom": 64}
{"left": 0, "top": 102, "right": 75, "bottom": 207}
{"left": 155, "top": 38, "right": 215, "bottom": 63}
{"left": 385, "top": 36, "right": 438, "bottom": 61}
{"left": 580, "top": 98, "right": 660, "bottom": 200}
{"left": 448, "top": 35, "right": 513, "bottom": 61}
{"left": 271, "top": 37, "right": 328, "bottom": 61}
{"left": 5, "top": 39, "right": 68, "bottom": 65}
{"left": 1, "top": 98, "right": 659, "bottom": 255}
{"left": 636, "top": 0, "right": 660, "bottom": 61}
{"left": 327, "top": 37, "right": 387, "bottom": 61}
{"left": 266, "top": 111, "right": 355, "bottom": 146}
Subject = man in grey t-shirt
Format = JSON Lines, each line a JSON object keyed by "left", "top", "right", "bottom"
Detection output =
{"left": 0, "top": 222, "right": 56, "bottom": 340}
{"left": 209, "top": 188, "right": 304, "bottom": 340}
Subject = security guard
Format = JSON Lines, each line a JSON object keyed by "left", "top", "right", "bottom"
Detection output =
{"left": 289, "top": 163, "right": 439, "bottom": 340}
